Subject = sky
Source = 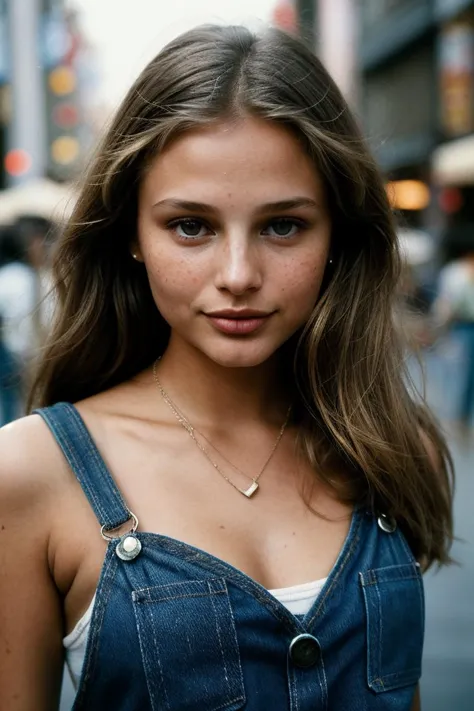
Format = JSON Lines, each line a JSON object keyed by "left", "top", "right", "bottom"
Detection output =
{"left": 70, "top": 0, "right": 279, "bottom": 109}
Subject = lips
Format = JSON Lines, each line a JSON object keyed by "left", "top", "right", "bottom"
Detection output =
{"left": 204, "top": 309, "right": 274, "bottom": 335}
{"left": 205, "top": 309, "right": 272, "bottom": 319}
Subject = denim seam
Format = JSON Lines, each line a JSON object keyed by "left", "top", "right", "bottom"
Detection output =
{"left": 221, "top": 583, "right": 246, "bottom": 703}
{"left": 132, "top": 577, "right": 244, "bottom": 711}
{"left": 307, "top": 510, "right": 364, "bottom": 627}
{"left": 134, "top": 590, "right": 226, "bottom": 603}
{"left": 72, "top": 545, "right": 118, "bottom": 709}
{"left": 133, "top": 595, "right": 170, "bottom": 711}
{"left": 138, "top": 534, "right": 304, "bottom": 632}
{"left": 291, "top": 667, "right": 299, "bottom": 711}
{"left": 209, "top": 582, "right": 232, "bottom": 698}
{"left": 45, "top": 413, "right": 114, "bottom": 525}
{"left": 40, "top": 405, "right": 131, "bottom": 529}
{"left": 67, "top": 405, "right": 130, "bottom": 523}
{"left": 375, "top": 580, "right": 383, "bottom": 687}
{"left": 318, "top": 646, "right": 328, "bottom": 709}
{"left": 361, "top": 574, "right": 420, "bottom": 586}
{"left": 396, "top": 527, "right": 417, "bottom": 563}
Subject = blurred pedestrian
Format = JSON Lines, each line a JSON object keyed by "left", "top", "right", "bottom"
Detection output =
{"left": 433, "top": 247, "right": 474, "bottom": 428}
{"left": 15, "top": 214, "right": 56, "bottom": 343}
{"left": 0, "top": 25, "right": 453, "bottom": 711}
{"left": 0, "top": 225, "right": 35, "bottom": 424}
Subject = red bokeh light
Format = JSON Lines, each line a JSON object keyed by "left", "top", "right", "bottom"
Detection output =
{"left": 438, "top": 187, "right": 464, "bottom": 214}
{"left": 4, "top": 149, "right": 32, "bottom": 176}
{"left": 272, "top": 1, "right": 297, "bottom": 33}
{"left": 53, "top": 103, "right": 79, "bottom": 128}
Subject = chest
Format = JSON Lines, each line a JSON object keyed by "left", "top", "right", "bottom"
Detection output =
{"left": 67, "top": 512, "right": 424, "bottom": 711}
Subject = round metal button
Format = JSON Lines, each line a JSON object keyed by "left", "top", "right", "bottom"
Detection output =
{"left": 289, "top": 634, "right": 320, "bottom": 668}
{"left": 116, "top": 534, "right": 142, "bottom": 561}
{"left": 377, "top": 513, "right": 397, "bottom": 533}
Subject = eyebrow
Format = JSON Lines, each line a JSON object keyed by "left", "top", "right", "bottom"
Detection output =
{"left": 152, "top": 197, "right": 321, "bottom": 213}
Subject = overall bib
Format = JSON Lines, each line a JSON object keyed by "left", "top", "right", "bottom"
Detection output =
{"left": 37, "top": 403, "right": 424, "bottom": 710}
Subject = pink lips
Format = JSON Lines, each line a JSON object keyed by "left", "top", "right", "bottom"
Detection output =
{"left": 204, "top": 310, "right": 274, "bottom": 335}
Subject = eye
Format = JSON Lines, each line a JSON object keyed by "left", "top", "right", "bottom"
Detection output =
{"left": 168, "top": 218, "right": 212, "bottom": 240}
{"left": 262, "top": 218, "right": 304, "bottom": 239}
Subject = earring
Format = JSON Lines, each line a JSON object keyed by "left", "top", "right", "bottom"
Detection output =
{"left": 328, "top": 258, "right": 333, "bottom": 265}
{"left": 132, "top": 253, "right": 138, "bottom": 260}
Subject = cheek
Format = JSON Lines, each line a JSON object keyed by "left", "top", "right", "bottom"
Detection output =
{"left": 277, "top": 255, "right": 328, "bottom": 311}
{"left": 143, "top": 252, "right": 203, "bottom": 311}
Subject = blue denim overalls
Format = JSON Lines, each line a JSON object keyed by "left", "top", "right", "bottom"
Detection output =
{"left": 37, "top": 403, "right": 424, "bottom": 710}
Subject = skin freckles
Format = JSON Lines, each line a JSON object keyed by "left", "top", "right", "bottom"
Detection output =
{"left": 135, "top": 116, "right": 332, "bottom": 370}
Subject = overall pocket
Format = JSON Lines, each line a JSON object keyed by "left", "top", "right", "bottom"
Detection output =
{"left": 359, "top": 562, "right": 425, "bottom": 693}
{"left": 132, "top": 577, "right": 246, "bottom": 711}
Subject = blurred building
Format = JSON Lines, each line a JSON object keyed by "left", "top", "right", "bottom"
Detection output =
{"left": 356, "top": 0, "right": 474, "bottom": 238}
{"left": 283, "top": 0, "right": 474, "bottom": 252}
{"left": 0, "top": 0, "right": 98, "bottom": 189}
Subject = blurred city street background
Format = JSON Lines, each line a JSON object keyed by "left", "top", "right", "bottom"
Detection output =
{"left": 0, "top": 1, "right": 472, "bottom": 710}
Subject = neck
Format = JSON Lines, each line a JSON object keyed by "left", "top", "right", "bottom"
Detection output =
{"left": 154, "top": 338, "right": 292, "bottom": 428}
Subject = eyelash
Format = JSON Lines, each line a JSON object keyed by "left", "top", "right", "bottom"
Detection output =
{"left": 166, "top": 217, "right": 309, "bottom": 242}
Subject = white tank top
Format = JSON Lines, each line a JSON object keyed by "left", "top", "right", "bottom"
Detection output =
{"left": 64, "top": 577, "right": 327, "bottom": 689}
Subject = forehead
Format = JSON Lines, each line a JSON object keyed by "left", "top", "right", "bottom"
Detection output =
{"left": 140, "top": 117, "right": 326, "bottom": 205}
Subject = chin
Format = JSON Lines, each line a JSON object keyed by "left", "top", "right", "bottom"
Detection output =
{"left": 200, "top": 341, "right": 280, "bottom": 369}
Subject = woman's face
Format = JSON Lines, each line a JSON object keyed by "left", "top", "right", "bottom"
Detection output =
{"left": 136, "top": 117, "right": 331, "bottom": 368}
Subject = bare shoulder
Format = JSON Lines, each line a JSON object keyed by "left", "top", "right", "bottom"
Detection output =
{"left": 0, "top": 416, "right": 68, "bottom": 709}
{"left": 0, "top": 414, "right": 68, "bottom": 516}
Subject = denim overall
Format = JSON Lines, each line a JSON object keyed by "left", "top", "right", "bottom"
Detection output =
{"left": 37, "top": 403, "right": 424, "bottom": 711}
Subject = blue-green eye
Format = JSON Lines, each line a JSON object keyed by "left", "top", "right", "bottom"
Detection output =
{"left": 263, "top": 219, "right": 302, "bottom": 238}
{"left": 169, "top": 219, "right": 210, "bottom": 240}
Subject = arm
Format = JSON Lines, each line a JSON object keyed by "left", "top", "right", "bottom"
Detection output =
{"left": 411, "top": 684, "right": 421, "bottom": 711}
{"left": 0, "top": 417, "right": 64, "bottom": 710}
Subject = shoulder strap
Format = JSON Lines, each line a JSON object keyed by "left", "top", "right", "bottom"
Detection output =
{"left": 35, "top": 402, "right": 132, "bottom": 533}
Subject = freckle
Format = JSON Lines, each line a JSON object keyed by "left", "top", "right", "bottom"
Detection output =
{"left": 1, "top": 525, "right": 5, "bottom": 530}
{"left": 6, "top": 647, "right": 11, "bottom": 654}
{"left": 219, "top": 525, "right": 225, "bottom": 530}
{"left": 292, "top": 531, "right": 296, "bottom": 536}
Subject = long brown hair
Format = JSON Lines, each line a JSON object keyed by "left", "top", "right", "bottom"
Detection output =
{"left": 29, "top": 25, "right": 454, "bottom": 568}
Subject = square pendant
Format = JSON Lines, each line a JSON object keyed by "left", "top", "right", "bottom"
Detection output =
{"left": 242, "top": 481, "right": 259, "bottom": 498}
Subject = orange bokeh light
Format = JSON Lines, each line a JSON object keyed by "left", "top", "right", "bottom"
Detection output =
{"left": 4, "top": 148, "right": 32, "bottom": 176}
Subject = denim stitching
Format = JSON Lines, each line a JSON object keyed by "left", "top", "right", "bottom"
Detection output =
{"left": 72, "top": 545, "right": 118, "bottom": 709}
{"left": 66, "top": 405, "right": 130, "bottom": 524}
{"left": 287, "top": 666, "right": 297, "bottom": 711}
{"left": 374, "top": 579, "right": 383, "bottom": 688}
{"left": 293, "top": 666, "right": 299, "bottom": 711}
{"left": 362, "top": 574, "right": 420, "bottom": 586}
{"left": 132, "top": 577, "right": 244, "bottom": 711}
{"left": 397, "top": 526, "right": 418, "bottom": 564}
{"left": 38, "top": 405, "right": 131, "bottom": 529}
{"left": 208, "top": 581, "right": 232, "bottom": 697}
{"left": 134, "top": 591, "right": 225, "bottom": 603}
{"left": 132, "top": 577, "right": 227, "bottom": 599}
{"left": 359, "top": 571, "right": 374, "bottom": 690}
{"left": 307, "top": 510, "right": 364, "bottom": 627}
{"left": 218, "top": 582, "right": 246, "bottom": 703}
{"left": 318, "top": 646, "right": 328, "bottom": 709}
{"left": 41, "top": 411, "right": 113, "bottom": 525}
{"left": 133, "top": 596, "right": 170, "bottom": 711}
{"left": 137, "top": 534, "right": 302, "bottom": 633}
{"left": 38, "top": 409, "right": 110, "bottom": 524}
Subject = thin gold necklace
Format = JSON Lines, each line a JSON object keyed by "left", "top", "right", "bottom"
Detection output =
{"left": 152, "top": 359, "right": 291, "bottom": 498}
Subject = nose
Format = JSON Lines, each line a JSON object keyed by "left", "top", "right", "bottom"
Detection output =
{"left": 214, "top": 234, "right": 263, "bottom": 296}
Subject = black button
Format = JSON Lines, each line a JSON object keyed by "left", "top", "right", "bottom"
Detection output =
{"left": 289, "top": 634, "right": 320, "bottom": 668}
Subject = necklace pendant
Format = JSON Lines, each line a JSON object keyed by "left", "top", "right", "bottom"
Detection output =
{"left": 241, "top": 480, "right": 259, "bottom": 498}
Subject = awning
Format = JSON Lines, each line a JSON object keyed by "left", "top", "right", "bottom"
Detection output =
{"left": 432, "top": 134, "right": 474, "bottom": 185}
{"left": 0, "top": 178, "right": 76, "bottom": 225}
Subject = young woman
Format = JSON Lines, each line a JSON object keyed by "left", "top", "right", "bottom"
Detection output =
{"left": 0, "top": 24, "right": 453, "bottom": 711}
